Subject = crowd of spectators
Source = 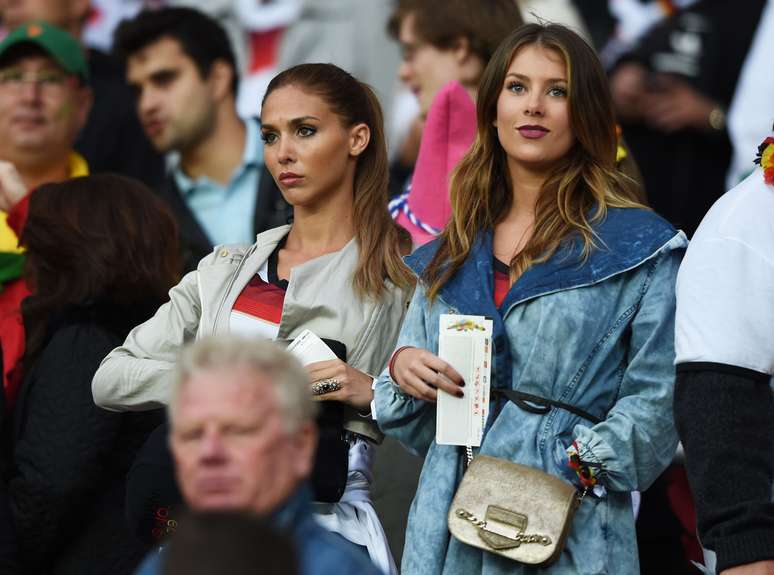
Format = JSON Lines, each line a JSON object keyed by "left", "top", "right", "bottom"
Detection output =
{"left": 0, "top": 1, "right": 769, "bottom": 574}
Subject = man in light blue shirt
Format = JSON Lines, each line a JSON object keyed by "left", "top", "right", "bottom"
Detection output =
{"left": 114, "top": 7, "right": 289, "bottom": 271}
{"left": 172, "top": 117, "right": 263, "bottom": 247}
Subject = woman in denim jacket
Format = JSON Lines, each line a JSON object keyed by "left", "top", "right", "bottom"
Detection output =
{"left": 373, "top": 24, "right": 687, "bottom": 574}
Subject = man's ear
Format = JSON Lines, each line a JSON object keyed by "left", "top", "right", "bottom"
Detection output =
{"left": 452, "top": 36, "right": 472, "bottom": 65}
{"left": 453, "top": 36, "right": 485, "bottom": 86}
{"left": 208, "top": 59, "right": 234, "bottom": 102}
{"left": 349, "top": 123, "right": 370, "bottom": 157}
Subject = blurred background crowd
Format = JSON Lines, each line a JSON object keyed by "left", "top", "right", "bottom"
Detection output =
{"left": 0, "top": 0, "right": 769, "bottom": 574}
{"left": 4, "top": 0, "right": 771, "bottom": 199}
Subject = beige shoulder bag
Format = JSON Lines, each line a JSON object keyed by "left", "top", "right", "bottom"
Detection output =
{"left": 448, "top": 390, "right": 602, "bottom": 566}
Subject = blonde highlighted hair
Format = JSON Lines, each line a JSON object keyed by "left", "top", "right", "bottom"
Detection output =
{"left": 423, "top": 23, "right": 645, "bottom": 300}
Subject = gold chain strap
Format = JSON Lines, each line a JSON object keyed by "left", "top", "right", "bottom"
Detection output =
{"left": 455, "top": 509, "right": 553, "bottom": 546}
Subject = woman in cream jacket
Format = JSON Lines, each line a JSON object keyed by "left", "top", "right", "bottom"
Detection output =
{"left": 92, "top": 64, "right": 413, "bottom": 575}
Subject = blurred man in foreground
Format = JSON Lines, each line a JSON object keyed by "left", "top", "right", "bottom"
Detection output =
{"left": 135, "top": 336, "right": 378, "bottom": 575}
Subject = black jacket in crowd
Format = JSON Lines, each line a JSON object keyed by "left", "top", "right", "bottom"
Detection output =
{"left": 616, "top": 0, "right": 766, "bottom": 237}
{"left": 675, "top": 366, "right": 774, "bottom": 572}
{"left": 8, "top": 301, "right": 164, "bottom": 575}
{"left": 158, "top": 164, "right": 291, "bottom": 273}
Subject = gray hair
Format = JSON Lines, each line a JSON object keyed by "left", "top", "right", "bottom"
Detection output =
{"left": 169, "top": 336, "right": 318, "bottom": 431}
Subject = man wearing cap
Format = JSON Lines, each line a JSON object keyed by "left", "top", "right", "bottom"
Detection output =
{"left": 0, "top": 21, "right": 92, "bottom": 406}
{"left": 0, "top": 0, "right": 165, "bottom": 187}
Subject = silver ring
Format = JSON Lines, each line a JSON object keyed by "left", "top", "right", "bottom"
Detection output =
{"left": 311, "top": 378, "right": 342, "bottom": 396}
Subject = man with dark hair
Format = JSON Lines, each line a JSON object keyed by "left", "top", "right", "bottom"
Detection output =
{"left": 0, "top": 0, "right": 165, "bottom": 187}
{"left": 113, "top": 7, "right": 288, "bottom": 272}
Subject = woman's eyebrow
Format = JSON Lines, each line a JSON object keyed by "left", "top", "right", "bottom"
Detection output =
{"left": 505, "top": 72, "right": 567, "bottom": 83}
{"left": 260, "top": 115, "right": 321, "bottom": 130}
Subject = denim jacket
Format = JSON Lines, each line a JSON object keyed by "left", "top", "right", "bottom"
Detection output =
{"left": 373, "top": 207, "right": 688, "bottom": 574}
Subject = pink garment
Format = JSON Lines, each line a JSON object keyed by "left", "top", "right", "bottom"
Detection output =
{"left": 394, "top": 81, "right": 477, "bottom": 246}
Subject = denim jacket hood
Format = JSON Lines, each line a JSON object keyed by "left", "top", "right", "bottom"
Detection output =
{"left": 406, "top": 207, "right": 683, "bottom": 397}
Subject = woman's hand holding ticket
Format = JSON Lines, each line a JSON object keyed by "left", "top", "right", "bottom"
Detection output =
{"left": 391, "top": 347, "right": 465, "bottom": 402}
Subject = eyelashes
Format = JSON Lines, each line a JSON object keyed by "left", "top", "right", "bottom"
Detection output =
{"left": 506, "top": 81, "right": 525, "bottom": 93}
{"left": 297, "top": 126, "right": 316, "bottom": 137}
{"left": 505, "top": 81, "right": 567, "bottom": 97}
{"left": 260, "top": 125, "right": 317, "bottom": 144}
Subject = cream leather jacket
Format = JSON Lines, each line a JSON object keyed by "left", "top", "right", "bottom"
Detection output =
{"left": 92, "top": 225, "right": 412, "bottom": 441}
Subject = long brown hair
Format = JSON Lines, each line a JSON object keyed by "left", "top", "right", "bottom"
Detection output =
{"left": 424, "top": 23, "right": 644, "bottom": 300}
{"left": 21, "top": 174, "right": 181, "bottom": 367}
{"left": 262, "top": 63, "right": 414, "bottom": 299}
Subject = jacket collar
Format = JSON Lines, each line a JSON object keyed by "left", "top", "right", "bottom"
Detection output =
{"left": 406, "top": 207, "right": 686, "bottom": 317}
{"left": 271, "top": 483, "right": 314, "bottom": 533}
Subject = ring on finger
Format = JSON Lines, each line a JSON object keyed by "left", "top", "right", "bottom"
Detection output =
{"left": 311, "top": 378, "right": 342, "bottom": 396}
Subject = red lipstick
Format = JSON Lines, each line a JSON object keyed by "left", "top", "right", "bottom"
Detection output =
{"left": 517, "top": 124, "right": 550, "bottom": 139}
{"left": 278, "top": 172, "right": 304, "bottom": 186}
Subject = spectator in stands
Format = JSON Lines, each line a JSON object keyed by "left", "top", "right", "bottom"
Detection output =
{"left": 276, "top": 0, "right": 398, "bottom": 135}
{"left": 93, "top": 63, "right": 414, "bottom": 574}
{"left": 609, "top": 0, "right": 766, "bottom": 236}
{"left": 674, "top": 132, "right": 774, "bottom": 575}
{"left": 609, "top": 5, "right": 767, "bottom": 567}
{"left": 0, "top": 21, "right": 91, "bottom": 408}
{"left": 387, "top": 0, "right": 523, "bottom": 245}
{"left": 8, "top": 174, "right": 178, "bottom": 574}
{"left": 134, "top": 336, "right": 380, "bottom": 575}
{"left": 0, "top": 0, "right": 165, "bottom": 187}
{"left": 389, "top": 0, "right": 522, "bottom": 119}
{"left": 113, "top": 7, "right": 289, "bottom": 272}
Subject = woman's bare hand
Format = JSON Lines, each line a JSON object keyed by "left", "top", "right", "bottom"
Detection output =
{"left": 306, "top": 359, "right": 374, "bottom": 410}
{"left": 391, "top": 347, "right": 464, "bottom": 402}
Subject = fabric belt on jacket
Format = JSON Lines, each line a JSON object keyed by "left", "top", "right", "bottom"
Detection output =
{"left": 494, "top": 389, "right": 603, "bottom": 425}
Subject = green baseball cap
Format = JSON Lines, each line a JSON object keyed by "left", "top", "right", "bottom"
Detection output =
{"left": 0, "top": 21, "right": 89, "bottom": 84}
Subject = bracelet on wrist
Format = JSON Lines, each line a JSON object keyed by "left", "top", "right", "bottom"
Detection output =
{"left": 388, "top": 346, "right": 414, "bottom": 381}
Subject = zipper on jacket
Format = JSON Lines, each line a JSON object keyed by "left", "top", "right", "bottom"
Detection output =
{"left": 212, "top": 244, "right": 256, "bottom": 335}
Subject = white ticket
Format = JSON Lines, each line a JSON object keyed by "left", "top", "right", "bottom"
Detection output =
{"left": 286, "top": 329, "right": 338, "bottom": 366}
{"left": 436, "top": 314, "right": 493, "bottom": 446}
